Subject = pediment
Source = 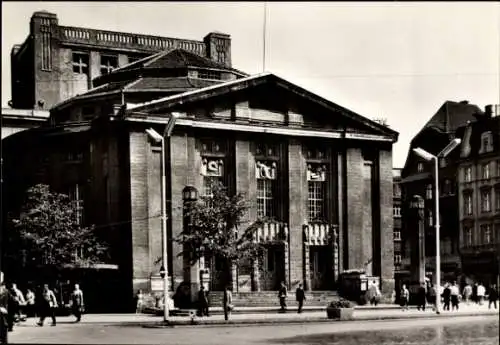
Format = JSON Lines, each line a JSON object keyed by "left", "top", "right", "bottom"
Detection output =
{"left": 126, "top": 73, "right": 398, "bottom": 141}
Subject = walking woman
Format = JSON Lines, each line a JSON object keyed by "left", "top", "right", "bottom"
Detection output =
{"left": 37, "top": 284, "right": 57, "bottom": 327}
{"left": 70, "top": 284, "right": 84, "bottom": 323}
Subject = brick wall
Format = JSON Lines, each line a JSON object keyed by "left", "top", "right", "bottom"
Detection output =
{"left": 288, "top": 139, "right": 307, "bottom": 289}
{"left": 379, "top": 148, "right": 395, "bottom": 295}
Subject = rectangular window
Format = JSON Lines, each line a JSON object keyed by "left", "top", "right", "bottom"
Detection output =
{"left": 481, "top": 224, "right": 491, "bottom": 244}
{"left": 393, "top": 184, "right": 401, "bottom": 198}
{"left": 202, "top": 176, "right": 222, "bottom": 198}
{"left": 479, "top": 132, "right": 493, "bottom": 154}
{"left": 417, "top": 162, "right": 424, "bottom": 173}
{"left": 257, "top": 179, "right": 274, "bottom": 218}
{"left": 482, "top": 162, "right": 490, "bottom": 180}
{"left": 464, "top": 227, "right": 473, "bottom": 247}
{"left": 393, "top": 231, "right": 401, "bottom": 241}
{"left": 428, "top": 210, "right": 433, "bottom": 227}
{"left": 308, "top": 181, "right": 325, "bottom": 222}
{"left": 496, "top": 189, "right": 500, "bottom": 211}
{"left": 481, "top": 189, "right": 491, "bottom": 213}
{"left": 393, "top": 206, "right": 401, "bottom": 218}
{"left": 68, "top": 184, "right": 84, "bottom": 225}
{"left": 464, "top": 166, "right": 472, "bottom": 182}
{"left": 394, "top": 254, "right": 402, "bottom": 265}
{"left": 463, "top": 192, "right": 473, "bottom": 215}
{"left": 72, "top": 52, "right": 89, "bottom": 74}
{"left": 198, "top": 70, "right": 222, "bottom": 80}
{"left": 100, "top": 55, "right": 118, "bottom": 75}
{"left": 497, "top": 160, "right": 500, "bottom": 177}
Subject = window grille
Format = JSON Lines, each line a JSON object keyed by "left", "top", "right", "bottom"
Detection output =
{"left": 257, "top": 179, "right": 274, "bottom": 218}
{"left": 308, "top": 181, "right": 325, "bottom": 222}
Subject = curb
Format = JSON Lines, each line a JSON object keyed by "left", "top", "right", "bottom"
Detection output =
{"left": 137, "top": 310, "right": 499, "bottom": 329}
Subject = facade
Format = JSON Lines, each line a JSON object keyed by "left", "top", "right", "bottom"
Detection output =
{"left": 9, "top": 11, "right": 232, "bottom": 110}
{"left": 393, "top": 168, "right": 403, "bottom": 273}
{"left": 456, "top": 105, "right": 500, "bottom": 286}
{"left": 400, "top": 101, "right": 483, "bottom": 288}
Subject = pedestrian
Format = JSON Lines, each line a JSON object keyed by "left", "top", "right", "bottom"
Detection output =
{"left": 0, "top": 272, "right": 10, "bottom": 344}
{"left": 368, "top": 280, "right": 381, "bottom": 306}
{"left": 400, "top": 284, "right": 409, "bottom": 311}
{"left": 278, "top": 281, "right": 287, "bottom": 313}
{"left": 223, "top": 285, "right": 233, "bottom": 321}
{"left": 135, "top": 290, "right": 144, "bottom": 314}
{"left": 70, "top": 284, "right": 84, "bottom": 323}
{"left": 37, "top": 284, "right": 57, "bottom": 327}
{"left": 450, "top": 281, "right": 460, "bottom": 311}
{"left": 426, "top": 282, "right": 436, "bottom": 311}
{"left": 487, "top": 284, "right": 498, "bottom": 310}
{"left": 477, "top": 283, "right": 486, "bottom": 305}
{"left": 295, "top": 283, "right": 306, "bottom": 313}
{"left": 197, "top": 286, "right": 209, "bottom": 317}
{"left": 417, "top": 282, "right": 427, "bottom": 311}
{"left": 472, "top": 282, "right": 478, "bottom": 304}
{"left": 442, "top": 283, "right": 451, "bottom": 311}
{"left": 462, "top": 283, "right": 472, "bottom": 305}
{"left": 25, "top": 289, "right": 36, "bottom": 318}
{"left": 9, "top": 284, "right": 25, "bottom": 323}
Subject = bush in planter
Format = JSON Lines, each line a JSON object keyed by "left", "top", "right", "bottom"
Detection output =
{"left": 326, "top": 299, "right": 354, "bottom": 320}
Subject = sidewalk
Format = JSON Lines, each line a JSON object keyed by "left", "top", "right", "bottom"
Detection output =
{"left": 42, "top": 303, "right": 498, "bottom": 327}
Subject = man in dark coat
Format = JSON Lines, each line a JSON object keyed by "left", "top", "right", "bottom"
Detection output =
{"left": 488, "top": 284, "right": 498, "bottom": 310}
{"left": 295, "top": 283, "right": 306, "bottom": 314}
{"left": 278, "top": 281, "right": 288, "bottom": 313}
{"left": 197, "top": 286, "right": 209, "bottom": 317}
{"left": 416, "top": 282, "right": 427, "bottom": 311}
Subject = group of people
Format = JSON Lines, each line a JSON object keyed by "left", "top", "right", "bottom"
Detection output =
{"left": 398, "top": 280, "right": 499, "bottom": 311}
{"left": 0, "top": 273, "right": 85, "bottom": 339}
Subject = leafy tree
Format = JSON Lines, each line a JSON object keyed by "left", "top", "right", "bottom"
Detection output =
{"left": 177, "top": 182, "right": 266, "bottom": 275}
{"left": 8, "top": 184, "right": 108, "bottom": 269}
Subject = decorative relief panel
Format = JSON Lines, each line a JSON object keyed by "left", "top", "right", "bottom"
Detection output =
{"left": 256, "top": 161, "right": 277, "bottom": 180}
{"left": 200, "top": 158, "right": 224, "bottom": 177}
{"left": 307, "top": 164, "right": 327, "bottom": 182}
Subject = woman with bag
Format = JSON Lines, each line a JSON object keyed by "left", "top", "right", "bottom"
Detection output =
{"left": 70, "top": 284, "right": 84, "bottom": 323}
{"left": 37, "top": 284, "right": 57, "bottom": 327}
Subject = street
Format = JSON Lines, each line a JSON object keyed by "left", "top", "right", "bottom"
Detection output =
{"left": 9, "top": 314, "right": 499, "bottom": 344}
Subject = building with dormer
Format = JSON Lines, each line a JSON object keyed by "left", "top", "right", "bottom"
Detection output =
{"left": 2, "top": 11, "right": 399, "bottom": 312}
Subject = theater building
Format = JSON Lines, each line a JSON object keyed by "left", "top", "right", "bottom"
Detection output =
{"left": 3, "top": 12, "right": 398, "bottom": 310}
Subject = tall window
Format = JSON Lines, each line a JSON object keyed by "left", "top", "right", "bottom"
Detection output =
{"left": 72, "top": 52, "right": 89, "bottom": 74}
{"left": 100, "top": 55, "right": 118, "bottom": 75}
{"left": 393, "top": 206, "right": 401, "bottom": 218}
{"left": 417, "top": 162, "right": 424, "bottom": 173}
{"left": 481, "top": 224, "right": 492, "bottom": 244}
{"left": 394, "top": 254, "right": 402, "bottom": 265}
{"left": 481, "top": 189, "right": 491, "bottom": 213}
{"left": 463, "top": 227, "right": 473, "bottom": 247}
{"left": 257, "top": 179, "right": 274, "bottom": 218}
{"left": 307, "top": 164, "right": 327, "bottom": 222}
{"left": 68, "top": 184, "right": 84, "bottom": 225}
{"left": 497, "top": 160, "right": 500, "bottom": 177}
{"left": 393, "top": 231, "right": 401, "bottom": 241}
{"left": 482, "top": 162, "right": 490, "bottom": 180}
{"left": 199, "top": 140, "right": 226, "bottom": 199}
{"left": 428, "top": 210, "right": 433, "bottom": 227}
{"left": 495, "top": 189, "right": 500, "bottom": 211}
{"left": 464, "top": 166, "right": 472, "bottom": 182}
{"left": 463, "top": 192, "right": 473, "bottom": 215}
{"left": 426, "top": 184, "right": 433, "bottom": 200}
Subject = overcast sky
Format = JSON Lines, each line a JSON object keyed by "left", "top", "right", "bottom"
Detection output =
{"left": 2, "top": 2, "right": 499, "bottom": 167}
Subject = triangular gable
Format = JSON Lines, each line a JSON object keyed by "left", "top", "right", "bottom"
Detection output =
{"left": 127, "top": 72, "right": 398, "bottom": 140}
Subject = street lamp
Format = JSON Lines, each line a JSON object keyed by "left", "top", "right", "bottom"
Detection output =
{"left": 145, "top": 112, "right": 181, "bottom": 323}
{"left": 412, "top": 138, "right": 461, "bottom": 314}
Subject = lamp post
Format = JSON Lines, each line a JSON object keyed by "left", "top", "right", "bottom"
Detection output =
{"left": 412, "top": 138, "right": 461, "bottom": 314}
{"left": 145, "top": 112, "right": 180, "bottom": 323}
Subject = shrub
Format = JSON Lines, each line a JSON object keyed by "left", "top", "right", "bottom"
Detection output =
{"left": 328, "top": 299, "right": 353, "bottom": 309}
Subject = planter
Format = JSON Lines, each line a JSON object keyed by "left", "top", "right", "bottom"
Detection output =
{"left": 326, "top": 306, "right": 354, "bottom": 321}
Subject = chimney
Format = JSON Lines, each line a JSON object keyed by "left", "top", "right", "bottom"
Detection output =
{"left": 204, "top": 32, "right": 232, "bottom": 68}
{"left": 485, "top": 104, "right": 500, "bottom": 117}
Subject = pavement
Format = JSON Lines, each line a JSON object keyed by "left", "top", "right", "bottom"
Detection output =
{"left": 12, "top": 303, "right": 499, "bottom": 328}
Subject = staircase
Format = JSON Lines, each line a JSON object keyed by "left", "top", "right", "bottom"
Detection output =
{"left": 207, "top": 291, "right": 339, "bottom": 308}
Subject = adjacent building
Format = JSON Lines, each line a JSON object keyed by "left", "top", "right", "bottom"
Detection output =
{"left": 2, "top": 11, "right": 399, "bottom": 312}
{"left": 456, "top": 105, "right": 500, "bottom": 286}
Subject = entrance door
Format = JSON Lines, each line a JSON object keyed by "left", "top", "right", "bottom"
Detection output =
{"left": 260, "top": 244, "right": 285, "bottom": 290}
{"left": 309, "top": 246, "right": 332, "bottom": 290}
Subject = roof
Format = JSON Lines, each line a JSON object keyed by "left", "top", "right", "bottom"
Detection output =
{"left": 126, "top": 77, "right": 219, "bottom": 91}
{"left": 127, "top": 72, "right": 399, "bottom": 140}
{"left": 422, "top": 101, "right": 483, "bottom": 134}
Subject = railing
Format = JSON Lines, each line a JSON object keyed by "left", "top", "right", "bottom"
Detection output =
{"left": 59, "top": 25, "right": 206, "bottom": 55}
{"left": 253, "top": 222, "right": 289, "bottom": 243}
{"left": 303, "top": 223, "right": 335, "bottom": 245}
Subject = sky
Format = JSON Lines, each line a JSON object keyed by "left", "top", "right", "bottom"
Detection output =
{"left": 2, "top": 2, "right": 499, "bottom": 167}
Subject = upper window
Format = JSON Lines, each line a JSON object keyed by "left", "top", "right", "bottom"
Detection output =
{"left": 481, "top": 189, "right": 491, "bottom": 213}
{"left": 417, "top": 162, "right": 424, "bottom": 173}
{"left": 393, "top": 206, "right": 401, "bottom": 218}
{"left": 100, "top": 55, "right": 118, "bottom": 75}
{"left": 72, "top": 52, "right": 89, "bottom": 75}
{"left": 496, "top": 189, "right": 500, "bottom": 211}
{"left": 464, "top": 227, "right": 473, "bottom": 247}
{"left": 464, "top": 166, "right": 472, "bottom": 182}
{"left": 393, "top": 184, "right": 401, "bottom": 198}
{"left": 480, "top": 224, "right": 492, "bottom": 244}
{"left": 479, "top": 131, "right": 494, "bottom": 154}
{"left": 426, "top": 184, "right": 433, "bottom": 200}
{"left": 393, "top": 231, "right": 401, "bottom": 241}
{"left": 463, "top": 192, "right": 473, "bottom": 216}
{"left": 308, "top": 180, "right": 326, "bottom": 222}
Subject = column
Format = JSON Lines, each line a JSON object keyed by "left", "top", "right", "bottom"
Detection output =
{"left": 409, "top": 195, "right": 426, "bottom": 292}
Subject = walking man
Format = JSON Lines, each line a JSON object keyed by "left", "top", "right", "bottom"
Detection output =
{"left": 400, "top": 284, "right": 409, "bottom": 311}
{"left": 442, "top": 283, "right": 451, "bottom": 311}
{"left": 462, "top": 283, "right": 472, "bottom": 305}
{"left": 416, "top": 282, "right": 427, "bottom": 311}
{"left": 222, "top": 285, "right": 233, "bottom": 321}
{"left": 295, "top": 283, "right": 306, "bottom": 313}
{"left": 70, "top": 284, "right": 84, "bottom": 323}
{"left": 25, "top": 289, "right": 36, "bottom": 319}
{"left": 488, "top": 284, "right": 498, "bottom": 310}
{"left": 278, "top": 281, "right": 288, "bottom": 313}
{"left": 450, "top": 281, "right": 460, "bottom": 311}
{"left": 37, "top": 284, "right": 57, "bottom": 327}
{"left": 477, "top": 283, "right": 486, "bottom": 305}
{"left": 197, "top": 286, "right": 209, "bottom": 317}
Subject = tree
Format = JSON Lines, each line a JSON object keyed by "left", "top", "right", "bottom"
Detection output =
{"left": 8, "top": 184, "right": 108, "bottom": 269}
{"left": 177, "top": 182, "right": 266, "bottom": 274}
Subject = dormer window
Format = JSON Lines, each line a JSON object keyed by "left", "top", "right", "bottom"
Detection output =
{"left": 479, "top": 131, "right": 493, "bottom": 154}
{"left": 417, "top": 162, "right": 424, "bottom": 173}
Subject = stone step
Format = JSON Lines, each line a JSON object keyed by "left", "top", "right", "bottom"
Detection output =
{"left": 206, "top": 291, "right": 339, "bottom": 307}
